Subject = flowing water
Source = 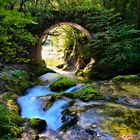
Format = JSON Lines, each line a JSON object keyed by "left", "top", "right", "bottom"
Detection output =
{"left": 17, "top": 72, "right": 84, "bottom": 131}
{"left": 17, "top": 85, "right": 70, "bottom": 130}
{"left": 18, "top": 69, "right": 140, "bottom": 139}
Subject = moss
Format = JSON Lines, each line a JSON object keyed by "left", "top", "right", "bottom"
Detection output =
{"left": 50, "top": 85, "right": 104, "bottom": 101}
{"left": 0, "top": 67, "right": 32, "bottom": 94}
{"left": 50, "top": 77, "right": 77, "bottom": 92}
{"left": 69, "top": 106, "right": 88, "bottom": 113}
{"left": 93, "top": 103, "right": 140, "bottom": 137}
{"left": 108, "top": 109, "right": 140, "bottom": 136}
{"left": 72, "top": 85, "right": 104, "bottom": 101}
{"left": 29, "top": 118, "right": 47, "bottom": 134}
{"left": 1, "top": 92, "right": 17, "bottom": 102}
{"left": 40, "top": 137, "right": 47, "bottom": 140}
{"left": 113, "top": 75, "right": 140, "bottom": 82}
{"left": 7, "top": 99, "right": 19, "bottom": 114}
{"left": 0, "top": 104, "right": 24, "bottom": 139}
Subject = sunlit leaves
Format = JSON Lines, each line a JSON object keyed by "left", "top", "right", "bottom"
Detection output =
{"left": 0, "top": 10, "right": 37, "bottom": 63}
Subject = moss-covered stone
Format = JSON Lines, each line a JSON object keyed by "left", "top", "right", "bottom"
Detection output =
{"left": 97, "top": 103, "right": 140, "bottom": 137}
{"left": 113, "top": 75, "right": 140, "bottom": 82}
{"left": 0, "top": 67, "right": 32, "bottom": 94}
{"left": 7, "top": 99, "right": 19, "bottom": 114}
{"left": 29, "top": 118, "right": 47, "bottom": 133}
{"left": 71, "top": 85, "right": 104, "bottom": 101}
{"left": 50, "top": 85, "right": 104, "bottom": 102}
{"left": 96, "top": 78, "right": 140, "bottom": 105}
{"left": 50, "top": 77, "right": 77, "bottom": 92}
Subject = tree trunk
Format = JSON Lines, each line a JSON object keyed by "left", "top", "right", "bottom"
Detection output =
{"left": 138, "top": 14, "right": 140, "bottom": 30}
{"left": 19, "top": 0, "right": 28, "bottom": 12}
{"left": 122, "top": 0, "right": 127, "bottom": 15}
{"left": 10, "top": 0, "right": 17, "bottom": 10}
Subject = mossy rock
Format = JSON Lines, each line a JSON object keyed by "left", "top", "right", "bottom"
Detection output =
{"left": 72, "top": 85, "right": 104, "bottom": 101}
{"left": 29, "top": 118, "right": 47, "bottom": 133}
{"left": 50, "top": 85, "right": 104, "bottom": 101}
{"left": 50, "top": 77, "right": 77, "bottom": 92}
{"left": 7, "top": 99, "right": 19, "bottom": 114}
{"left": 0, "top": 67, "right": 32, "bottom": 94}
{"left": 113, "top": 75, "right": 140, "bottom": 83}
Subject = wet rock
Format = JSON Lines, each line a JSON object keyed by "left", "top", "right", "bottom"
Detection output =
{"left": 86, "top": 127, "right": 98, "bottom": 136}
{"left": 21, "top": 127, "right": 36, "bottom": 140}
{"left": 29, "top": 118, "right": 47, "bottom": 133}
{"left": 75, "top": 56, "right": 86, "bottom": 70}
{"left": 61, "top": 109, "right": 78, "bottom": 131}
{"left": 39, "top": 129, "right": 63, "bottom": 140}
{"left": 95, "top": 78, "right": 140, "bottom": 107}
{"left": 61, "top": 125, "right": 96, "bottom": 140}
{"left": 119, "top": 134, "right": 140, "bottom": 140}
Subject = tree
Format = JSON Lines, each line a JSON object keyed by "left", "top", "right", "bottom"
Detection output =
{"left": 0, "top": 10, "right": 37, "bottom": 63}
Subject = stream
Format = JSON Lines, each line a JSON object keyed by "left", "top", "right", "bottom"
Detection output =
{"left": 17, "top": 69, "right": 140, "bottom": 140}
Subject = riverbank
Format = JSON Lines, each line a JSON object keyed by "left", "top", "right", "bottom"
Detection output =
{"left": 0, "top": 64, "right": 53, "bottom": 139}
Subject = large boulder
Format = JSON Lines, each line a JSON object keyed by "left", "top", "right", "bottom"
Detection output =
{"left": 50, "top": 77, "right": 77, "bottom": 92}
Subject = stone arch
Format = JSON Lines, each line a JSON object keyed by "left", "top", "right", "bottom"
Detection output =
{"left": 35, "top": 21, "right": 92, "bottom": 62}
{"left": 45, "top": 22, "right": 92, "bottom": 39}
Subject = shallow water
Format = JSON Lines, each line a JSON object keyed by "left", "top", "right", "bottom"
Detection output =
{"left": 77, "top": 101, "right": 140, "bottom": 138}
{"left": 18, "top": 72, "right": 140, "bottom": 139}
{"left": 18, "top": 73, "right": 83, "bottom": 131}
{"left": 17, "top": 85, "right": 70, "bottom": 130}
{"left": 65, "top": 84, "right": 86, "bottom": 93}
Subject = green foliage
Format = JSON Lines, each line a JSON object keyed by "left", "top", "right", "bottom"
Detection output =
{"left": 2, "top": 92, "right": 18, "bottom": 102}
{"left": 50, "top": 77, "right": 77, "bottom": 92}
{"left": 84, "top": 9, "right": 140, "bottom": 74}
{"left": 0, "top": 10, "right": 37, "bottom": 63}
{"left": 0, "top": 104, "right": 23, "bottom": 139}
{"left": 99, "top": 25, "right": 140, "bottom": 70}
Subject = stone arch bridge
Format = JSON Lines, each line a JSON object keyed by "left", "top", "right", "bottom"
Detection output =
{"left": 30, "top": 10, "right": 100, "bottom": 63}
